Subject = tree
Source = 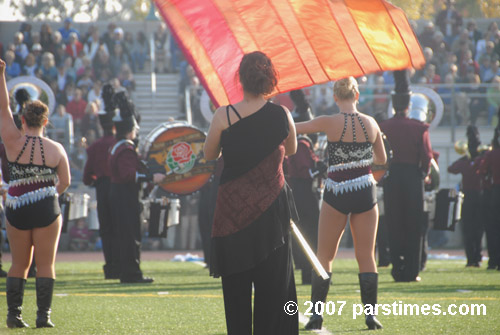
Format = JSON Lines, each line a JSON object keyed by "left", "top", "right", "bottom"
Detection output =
{"left": 9, "top": 0, "right": 144, "bottom": 21}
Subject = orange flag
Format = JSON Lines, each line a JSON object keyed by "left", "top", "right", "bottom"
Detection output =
{"left": 155, "top": 0, "right": 425, "bottom": 107}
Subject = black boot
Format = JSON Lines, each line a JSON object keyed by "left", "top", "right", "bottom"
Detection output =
{"left": 358, "top": 273, "right": 383, "bottom": 330}
{"left": 6, "top": 277, "right": 29, "bottom": 328}
{"left": 36, "top": 277, "right": 55, "bottom": 328}
{"left": 304, "top": 272, "right": 331, "bottom": 330}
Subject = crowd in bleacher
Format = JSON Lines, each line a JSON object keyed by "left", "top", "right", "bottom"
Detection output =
{"left": 0, "top": 19, "right": 186, "bottom": 183}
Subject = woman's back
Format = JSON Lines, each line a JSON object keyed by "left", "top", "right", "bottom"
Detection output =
{"left": 5, "top": 135, "right": 64, "bottom": 169}
{"left": 219, "top": 101, "right": 289, "bottom": 183}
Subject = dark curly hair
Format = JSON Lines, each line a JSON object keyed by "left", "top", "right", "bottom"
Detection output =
{"left": 23, "top": 100, "right": 49, "bottom": 128}
{"left": 238, "top": 51, "right": 277, "bottom": 96}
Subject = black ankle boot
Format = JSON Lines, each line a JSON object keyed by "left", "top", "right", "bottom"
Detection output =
{"left": 6, "top": 277, "right": 29, "bottom": 328}
{"left": 304, "top": 272, "right": 331, "bottom": 330}
{"left": 36, "top": 277, "right": 55, "bottom": 328}
{"left": 358, "top": 273, "right": 383, "bottom": 330}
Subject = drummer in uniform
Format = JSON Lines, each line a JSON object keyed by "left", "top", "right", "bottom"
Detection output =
{"left": 83, "top": 84, "right": 117, "bottom": 279}
{"left": 108, "top": 91, "right": 165, "bottom": 284}
{"left": 380, "top": 70, "right": 433, "bottom": 282}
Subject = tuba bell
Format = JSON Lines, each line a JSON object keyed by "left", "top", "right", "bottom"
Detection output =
{"left": 454, "top": 140, "right": 469, "bottom": 157}
{"left": 7, "top": 76, "right": 56, "bottom": 115}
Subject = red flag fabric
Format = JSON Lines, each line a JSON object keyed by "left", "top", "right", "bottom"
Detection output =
{"left": 155, "top": 0, "right": 425, "bottom": 108}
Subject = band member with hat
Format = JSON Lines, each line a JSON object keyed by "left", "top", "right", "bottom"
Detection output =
{"left": 479, "top": 125, "right": 500, "bottom": 270}
{"left": 448, "top": 126, "right": 484, "bottom": 267}
{"left": 380, "top": 70, "right": 434, "bottom": 282}
{"left": 83, "top": 84, "right": 117, "bottom": 279}
{"left": 286, "top": 89, "right": 322, "bottom": 285}
{"left": 108, "top": 91, "right": 165, "bottom": 284}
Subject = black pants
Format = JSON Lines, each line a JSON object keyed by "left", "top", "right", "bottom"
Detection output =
{"left": 221, "top": 236, "right": 298, "bottom": 335}
{"left": 384, "top": 164, "right": 424, "bottom": 281}
{"left": 289, "top": 178, "right": 319, "bottom": 278}
{"left": 110, "top": 182, "right": 143, "bottom": 281}
{"left": 461, "top": 190, "right": 483, "bottom": 265}
{"left": 376, "top": 215, "right": 391, "bottom": 266}
{"left": 487, "top": 186, "right": 500, "bottom": 267}
{"left": 95, "top": 177, "right": 115, "bottom": 276}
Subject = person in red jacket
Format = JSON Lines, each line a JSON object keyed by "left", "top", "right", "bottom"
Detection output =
{"left": 448, "top": 126, "right": 484, "bottom": 267}
{"left": 380, "top": 70, "right": 433, "bottom": 282}
{"left": 479, "top": 126, "right": 500, "bottom": 271}
{"left": 65, "top": 88, "right": 87, "bottom": 134}
{"left": 65, "top": 32, "right": 83, "bottom": 60}
{"left": 108, "top": 91, "right": 164, "bottom": 283}
{"left": 83, "top": 84, "right": 117, "bottom": 279}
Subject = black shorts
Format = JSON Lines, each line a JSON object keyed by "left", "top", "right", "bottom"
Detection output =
{"left": 322, "top": 184, "right": 377, "bottom": 215}
{"left": 6, "top": 196, "right": 61, "bottom": 230}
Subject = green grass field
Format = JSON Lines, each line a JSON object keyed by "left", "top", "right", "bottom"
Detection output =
{"left": 0, "top": 258, "right": 498, "bottom": 334}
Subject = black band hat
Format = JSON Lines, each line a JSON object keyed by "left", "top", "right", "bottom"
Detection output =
{"left": 100, "top": 83, "right": 116, "bottom": 130}
{"left": 13, "top": 88, "right": 31, "bottom": 129}
{"left": 112, "top": 91, "right": 139, "bottom": 136}
{"left": 391, "top": 70, "right": 412, "bottom": 113}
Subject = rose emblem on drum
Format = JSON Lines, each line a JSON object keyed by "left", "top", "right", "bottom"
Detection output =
{"left": 167, "top": 142, "right": 196, "bottom": 174}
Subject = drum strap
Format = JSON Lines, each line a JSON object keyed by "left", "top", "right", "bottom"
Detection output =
{"left": 110, "top": 139, "right": 135, "bottom": 156}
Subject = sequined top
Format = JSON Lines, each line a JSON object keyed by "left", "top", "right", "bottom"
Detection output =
{"left": 325, "top": 113, "right": 376, "bottom": 195}
{"left": 6, "top": 136, "right": 58, "bottom": 210}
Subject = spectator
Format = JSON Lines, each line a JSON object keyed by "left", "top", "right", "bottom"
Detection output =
{"left": 451, "top": 29, "right": 474, "bottom": 56}
{"left": 123, "top": 31, "right": 135, "bottom": 71}
{"left": 69, "top": 219, "right": 92, "bottom": 251}
{"left": 40, "top": 23, "right": 55, "bottom": 53}
{"left": 487, "top": 76, "right": 500, "bottom": 126}
{"left": 56, "top": 62, "right": 71, "bottom": 92}
{"left": 52, "top": 32, "right": 67, "bottom": 66}
{"left": 22, "top": 53, "right": 38, "bottom": 76}
{"left": 372, "top": 75, "right": 389, "bottom": 121}
{"left": 110, "top": 44, "right": 131, "bottom": 77}
{"left": 118, "top": 63, "right": 135, "bottom": 94}
{"left": 154, "top": 23, "right": 169, "bottom": 73}
{"left": 4, "top": 50, "right": 21, "bottom": 80}
{"left": 467, "top": 20, "right": 482, "bottom": 46}
{"left": 424, "top": 64, "right": 441, "bottom": 89}
{"left": 19, "top": 22, "right": 33, "bottom": 49}
{"left": 484, "top": 59, "right": 500, "bottom": 84}
{"left": 418, "top": 21, "right": 436, "bottom": 50}
{"left": 435, "top": 0, "right": 462, "bottom": 46}
{"left": 479, "top": 55, "right": 492, "bottom": 82}
{"left": 65, "top": 32, "right": 83, "bottom": 60}
{"left": 58, "top": 18, "right": 80, "bottom": 44}
{"left": 83, "top": 28, "right": 107, "bottom": 62}
{"left": 87, "top": 80, "right": 102, "bottom": 106}
{"left": 81, "top": 101, "right": 101, "bottom": 139}
{"left": 13, "top": 32, "right": 29, "bottom": 64}
{"left": 459, "top": 49, "right": 480, "bottom": 80}
{"left": 77, "top": 66, "right": 94, "bottom": 91}
{"left": 75, "top": 55, "right": 91, "bottom": 78}
{"left": 101, "top": 23, "right": 117, "bottom": 55}
{"left": 48, "top": 104, "right": 74, "bottom": 154}
{"left": 92, "top": 45, "right": 111, "bottom": 81}
{"left": 66, "top": 88, "right": 88, "bottom": 132}
{"left": 69, "top": 136, "right": 87, "bottom": 183}
{"left": 466, "top": 73, "right": 487, "bottom": 126}
{"left": 131, "top": 31, "right": 150, "bottom": 72}
{"left": 31, "top": 43, "right": 43, "bottom": 66}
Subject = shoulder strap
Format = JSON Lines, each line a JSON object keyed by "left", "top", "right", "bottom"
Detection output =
{"left": 38, "top": 137, "right": 46, "bottom": 166}
{"left": 227, "top": 105, "right": 242, "bottom": 127}
{"left": 350, "top": 114, "right": 357, "bottom": 143}
{"left": 339, "top": 113, "right": 348, "bottom": 142}
{"left": 356, "top": 115, "right": 370, "bottom": 142}
{"left": 14, "top": 136, "right": 32, "bottom": 163}
{"left": 110, "top": 139, "right": 134, "bottom": 156}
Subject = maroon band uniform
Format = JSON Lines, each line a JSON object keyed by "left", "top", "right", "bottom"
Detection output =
{"left": 83, "top": 134, "right": 116, "bottom": 279}
{"left": 380, "top": 115, "right": 433, "bottom": 282}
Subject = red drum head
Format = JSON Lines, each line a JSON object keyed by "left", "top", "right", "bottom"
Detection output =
{"left": 141, "top": 122, "right": 215, "bottom": 196}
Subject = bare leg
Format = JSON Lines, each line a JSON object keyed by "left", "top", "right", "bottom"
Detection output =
{"left": 316, "top": 201, "right": 349, "bottom": 272}
{"left": 350, "top": 205, "right": 379, "bottom": 273}
{"left": 32, "top": 217, "right": 62, "bottom": 279}
{"left": 5, "top": 222, "right": 33, "bottom": 278}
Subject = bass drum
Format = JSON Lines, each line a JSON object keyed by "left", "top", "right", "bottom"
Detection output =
{"left": 140, "top": 122, "right": 216, "bottom": 196}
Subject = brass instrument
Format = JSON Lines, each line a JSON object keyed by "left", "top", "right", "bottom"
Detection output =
{"left": 6, "top": 76, "right": 56, "bottom": 114}
{"left": 454, "top": 140, "right": 469, "bottom": 157}
{"left": 478, "top": 144, "right": 492, "bottom": 153}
